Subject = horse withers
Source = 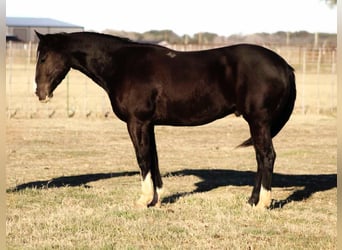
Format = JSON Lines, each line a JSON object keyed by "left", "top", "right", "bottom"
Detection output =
{"left": 34, "top": 31, "right": 296, "bottom": 209}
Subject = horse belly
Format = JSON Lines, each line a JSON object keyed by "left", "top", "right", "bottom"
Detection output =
{"left": 155, "top": 91, "right": 232, "bottom": 126}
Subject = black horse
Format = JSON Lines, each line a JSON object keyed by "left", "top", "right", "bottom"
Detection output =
{"left": 34, "top": 31, "right": 296, "bottom": 208}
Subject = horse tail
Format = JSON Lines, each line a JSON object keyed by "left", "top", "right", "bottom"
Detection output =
{"left": 238, "top": 65, "right": 296, "bottom": 147}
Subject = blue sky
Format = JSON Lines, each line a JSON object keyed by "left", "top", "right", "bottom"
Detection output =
{"left": 6, "top": 0, "right": 337, "bottom": 35}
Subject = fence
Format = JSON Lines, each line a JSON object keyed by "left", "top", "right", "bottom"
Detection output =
{"left": 6, "top": 42, "right": 336, "bottom": 118}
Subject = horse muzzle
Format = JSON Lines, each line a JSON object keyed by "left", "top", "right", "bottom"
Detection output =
{"left": 39, "top": 95, "right": 52, "bottom": 103}
{"left": 35, "top": 88, "right": 53, "bottom": 103}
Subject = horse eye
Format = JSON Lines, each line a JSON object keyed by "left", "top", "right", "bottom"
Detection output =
{"left": 39, "top": 56, "right": 47, "bottom": 64}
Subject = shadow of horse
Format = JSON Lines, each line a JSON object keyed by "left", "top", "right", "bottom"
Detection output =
{"left": 7, "top": 171, "right": 140, "bottom": 191}
{"left": 161, "top": 169, "right": 336, "bottom": 209}
{"left": 8, "top": 169, "right": 336, "bottom": 209}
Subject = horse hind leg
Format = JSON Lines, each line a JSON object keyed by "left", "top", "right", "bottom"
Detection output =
{"left": 248, "top": 118, "right": 276, "bottom": 209}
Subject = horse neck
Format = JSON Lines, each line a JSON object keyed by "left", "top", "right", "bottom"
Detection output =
{"left": 68, "top": 37, "right": 126, "bottom": 93}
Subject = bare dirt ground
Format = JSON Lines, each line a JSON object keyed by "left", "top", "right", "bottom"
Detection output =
{"left": 6, "top": 113, "right": 336, "bottom": 249}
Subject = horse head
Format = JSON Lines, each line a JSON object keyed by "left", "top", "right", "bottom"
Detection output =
{"left": 35, "top": 31, "right": 71, "bottom": 102}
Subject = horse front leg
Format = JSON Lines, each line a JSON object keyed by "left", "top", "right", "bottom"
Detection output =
{"left": 127, "top": 120, "right": 163, "bottom": 208}
{"left": 248, "top": 119, "right": 276, "bottom": 209}
{"left": 149, "top": 125, "right": 163, "bottom": 207}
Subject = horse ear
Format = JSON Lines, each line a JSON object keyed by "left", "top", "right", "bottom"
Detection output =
{"left": 35, "top": 30, "right": 45, "bottom": 41}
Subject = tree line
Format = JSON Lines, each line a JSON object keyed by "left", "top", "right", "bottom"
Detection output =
{"left": 103, "top": 29, "right": 336, "bottom": 48}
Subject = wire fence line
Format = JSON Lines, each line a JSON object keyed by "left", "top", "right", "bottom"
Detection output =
{"left": 6, "top": 42, "right": 336, "bottom": 119}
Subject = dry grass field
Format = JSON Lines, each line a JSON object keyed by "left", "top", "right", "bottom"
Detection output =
{"left": 6, "top": 112, "right": 336, "bottom": 249}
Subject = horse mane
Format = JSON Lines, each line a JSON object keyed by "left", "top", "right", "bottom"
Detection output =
{"left": 73, "top": 32, "right": 133, "bottom": 44}
{"left": 37, "top": 31, "right": 170, "bottom": 56}
{"left": 70, "top": 32, "right": 169, "bottom": 50}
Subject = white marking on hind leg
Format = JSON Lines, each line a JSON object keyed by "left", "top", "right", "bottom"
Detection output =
{"left": 256, "top": 185, "right": 272, "bottom": 209}
{"left": 135, "top": 172, "right": 154, "bottom": 208}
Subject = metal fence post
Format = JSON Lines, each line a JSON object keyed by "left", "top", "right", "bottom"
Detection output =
{"left": 331, "top": 50, "right": 336, "bottom": 112}
{"left": 66, "top": 74, "right": 70, "bottom": 117}
{"left": 316, "top": 48, "right": 322, "bottom": 114}
{"left": 301, "top": 48, "right": 306, "bottom": 114}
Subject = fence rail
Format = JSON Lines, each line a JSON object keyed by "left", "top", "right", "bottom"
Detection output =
{"left": 6, "top": 42, "right": 336, "bottom": 118}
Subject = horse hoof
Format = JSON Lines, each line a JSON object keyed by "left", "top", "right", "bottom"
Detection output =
{"left": 253, "top": 203, "right": 268, "bottom": 210}
{"left": 134, "top": 200, "right": 148, "bottom": 209}
{"left": 252, "top": 199, "right": 271, "bottom": 210}
{"left": 148, "top": 200, "right": 161, "bottom": 208}
{"left": 248, "top": 197, "right": 258, "bottom": 207}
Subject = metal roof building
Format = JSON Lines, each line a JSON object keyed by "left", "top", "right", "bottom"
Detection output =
{"left": 6, "top": 17, "right": 84, "bottom": 42}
